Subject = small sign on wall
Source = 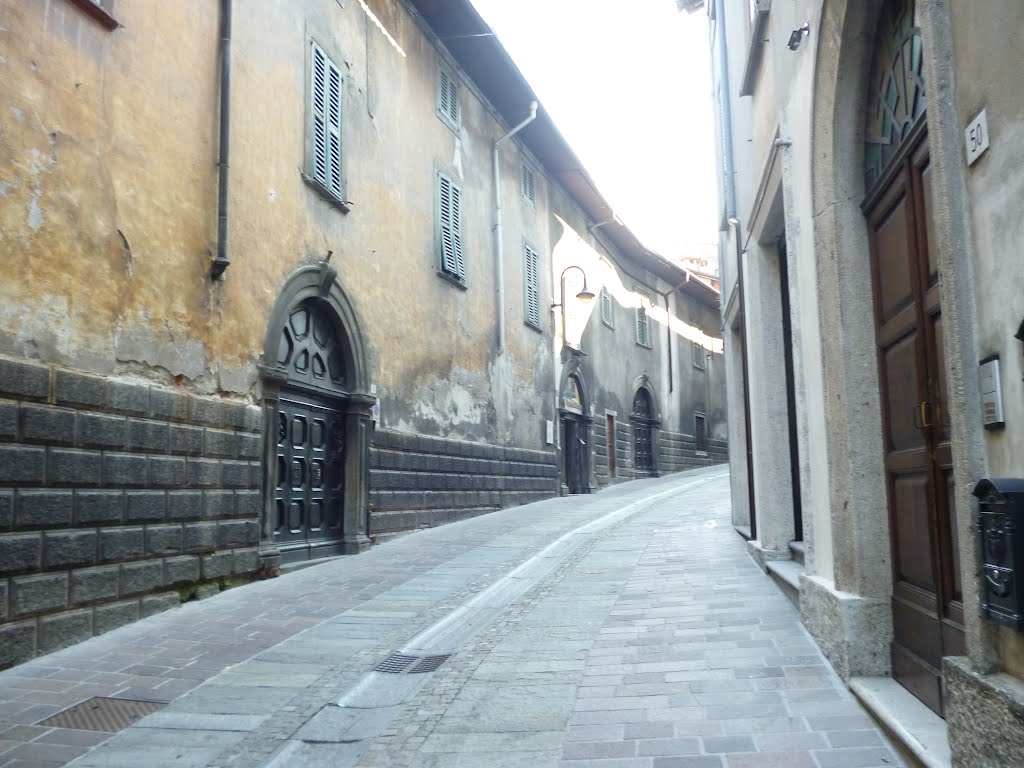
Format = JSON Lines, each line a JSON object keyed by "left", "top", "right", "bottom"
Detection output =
{"left": 545, "top": 420, "right": 554, "bottom": 445}
{"left": 965, "top": 109, "right": 990, "bottom": 166}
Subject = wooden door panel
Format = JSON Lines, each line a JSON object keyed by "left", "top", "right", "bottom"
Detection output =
{"left": 892, "top": 644, "right": 942, "bottom": 715}
{"left": 921, "top": 162, "right": 939, "bottom": 283}
{"left": 882, "top": 333, "right": 925, "bottom": 453}
{"left": 893, "top": 596, "right": 941, "bottom": 666}
{"left": 891, "top": 473, "right": 937, "bottom": 594}
{"left": 875, "top": 192, "right": 915, "bottom": 322}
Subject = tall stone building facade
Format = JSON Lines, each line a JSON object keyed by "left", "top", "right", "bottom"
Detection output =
{"left": 0, "top": 0, "right": 725, "bottom": 667}
{"left": 707, "top": 0, "right": 1024, "bottom": 762}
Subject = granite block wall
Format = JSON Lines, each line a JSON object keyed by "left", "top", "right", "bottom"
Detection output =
{"left": 368, "top": 429, "right": 559, "bottom": 534}
{"left": 0, "top": 357, "right": 262, "bottom": 669}
{"left": 659, "top": 429, "right": 728, "bottom": 473}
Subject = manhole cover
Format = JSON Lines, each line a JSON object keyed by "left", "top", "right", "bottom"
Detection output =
{"left": 374, "top": 652, "right": 453, "bottom": 674}
{"left": 37, "top": 697, "right": 164, "bottom": 732}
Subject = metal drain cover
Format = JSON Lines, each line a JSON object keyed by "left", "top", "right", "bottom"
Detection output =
{"left": 409, "top": 654, "right": 451, "bottom": 674}
{"left": 37, "top": 697, "right": 164, "bottom": 732}
{"left": 374, "top": 652, "right": 452, "bottom": 675}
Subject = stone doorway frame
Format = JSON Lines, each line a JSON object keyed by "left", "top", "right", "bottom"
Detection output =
{"left": 806, "top": 0, "right": 989, "bottom": 681}
{"left": 258, "top": 262, "right": 375, "bottom": 569}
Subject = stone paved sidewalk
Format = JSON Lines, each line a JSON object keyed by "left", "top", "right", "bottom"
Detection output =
{"left": 357, "top": 470, "right": 904, "bottom": 768}
{"left": 0, "top": 467, "right": 906, "bottom": 767}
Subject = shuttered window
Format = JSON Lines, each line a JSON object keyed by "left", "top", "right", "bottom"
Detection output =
{"left": 437, "top": 67, "right": 459, "bottom": 128}
{"left": 437, "top": 173, "right": 465, "bottom": 282}
{"left": 692, "top": 341, "right": 706, "bottom": 369}
{"left": 310, "top": 41, "right": 343, "bottom": 199}
{"left": 635, "top": 298, "right": 651, "bottom": 348}
{"left": 524, "top": 243, "right": 540, "bottom": 328}
{"left": 521, "top": 164, "right": 536, "bottom": 207}
{"left": 600, "top": 287, "right": 614, "bottom": 329}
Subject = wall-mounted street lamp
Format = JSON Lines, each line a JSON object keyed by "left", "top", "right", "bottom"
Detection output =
{"left": 552, "top": 265, "right": 595, "bottom": 349}
{"left": 552, "top": 265, "right": 595, "bottom": 309}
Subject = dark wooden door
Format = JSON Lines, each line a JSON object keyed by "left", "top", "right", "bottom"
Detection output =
{"left": 866, "top": 136, "right": 965, "bottom": 716}
{"left": 275, "top": 395, "right": 345, "bottom": 552}
{"left": 562, "top": 417, "right": 586, "bottom": 494}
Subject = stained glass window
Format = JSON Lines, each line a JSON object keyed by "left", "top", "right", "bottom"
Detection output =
{"left": 864, "top": 0, "right": 925, "bottom": 192}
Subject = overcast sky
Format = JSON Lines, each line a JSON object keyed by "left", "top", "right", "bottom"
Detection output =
{"left": 468, "top": 0, "right": 719, "bottom": 267}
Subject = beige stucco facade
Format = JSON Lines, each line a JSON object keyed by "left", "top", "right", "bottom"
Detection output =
{"left": 710, "top": 0, "right": 1024, "bottom": 763}
{"left": 0, "top": 0, "right": 726, "bottom": 666}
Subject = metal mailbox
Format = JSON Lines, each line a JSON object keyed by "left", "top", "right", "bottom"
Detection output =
{"left": 973, "top": 478, "right": 1024, "bottom": 632}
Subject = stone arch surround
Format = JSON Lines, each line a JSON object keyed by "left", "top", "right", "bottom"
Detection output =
{"left": 804, "top": 0, "right": 990, "bottom": 681}
{"left": 257, "top": 263, "right": 375, "bottom": 566}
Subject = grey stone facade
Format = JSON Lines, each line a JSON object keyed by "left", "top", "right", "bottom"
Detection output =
{"left": 368, "top": 429, "right": 559, "bottom": 535}
{"left": 0, "top": 357, "right": 262, "bottom": 670}
{"left": 592, "top": 421, "right": 727, "bottom": 487}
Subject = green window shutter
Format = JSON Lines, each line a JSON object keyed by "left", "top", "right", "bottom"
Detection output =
{"left": 311, "top": 42, "right": 342, "bottom": 198}
{"left": 600, "top": 287, "right": 613, "bottom": 328}
{"left": 524, "top": 244, "right": 540, "bottom": 327}
{"left": 447, "top": 76, "right": 459, "bottom": 124}
{"left": 438, "top": 69, "right": 451, "bottom": 119}
{"left": 692, "top": 341, "right": 706, "bottom": 369}
{"left": 438, "top": 68, "right": 459, "bottom": 126}
{"left": 438, "top": 173, "right": 464, "bottom": 280}
{"left": 521, "top": 164, "right": 535, "bottom": 206}
{"left": 635, "top": 305, "right": 650, "bottom": 347}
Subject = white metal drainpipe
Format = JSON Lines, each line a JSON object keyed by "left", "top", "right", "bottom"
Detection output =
{"left": 493, "top": 100, "right": 539, "bottom": 353}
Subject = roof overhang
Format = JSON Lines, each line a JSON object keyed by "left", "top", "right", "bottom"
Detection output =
{"left": 407, "top": 0, "right": 720, "bottom": 310}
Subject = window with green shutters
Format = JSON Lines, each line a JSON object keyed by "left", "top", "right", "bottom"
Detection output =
{"left": 437, "top": 67, "right": 459, "bottom": 129}
{"left": 524, "top": 243, "right": 540, "bottom": 329}
{"left": 692, "top": 340, "right": 706, "bottom": 369}
{"left": 600, "top": 287, "right": 614, "bottom": 329}
{"left": 437, "top": 173, "right": 465, "bottom": 283}
{"left": 521, "top": 164, "right": 536, "bottom": 208}
{"left": 310, "top": 41, "right": 343, "bottom": 200}
{"left": 635, "top": 297, "right": 651, "bottom": 348}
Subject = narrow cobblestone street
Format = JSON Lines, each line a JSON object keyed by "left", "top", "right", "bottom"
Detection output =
{"left": 0, "top": 467, "right": 904, "bottom": 767}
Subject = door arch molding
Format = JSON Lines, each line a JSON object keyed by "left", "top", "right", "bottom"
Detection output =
{"left": 258, "top": 262, "right": 374, "bottom": 566}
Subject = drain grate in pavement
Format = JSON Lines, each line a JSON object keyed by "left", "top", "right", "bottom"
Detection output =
{"left": 409, "top": 654, "right": 452, "bottom": 674}
{"left": 37, "top": 697, "right": 164, "bottom": 733}
{"left": 374, "top": 652, "right": 453, "bottom": 675}
{"left": 374, "top": 653, "right": 420, "bottom": 673}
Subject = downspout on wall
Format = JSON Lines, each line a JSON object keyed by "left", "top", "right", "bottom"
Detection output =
{"left": 493, "top": 101, "right": 538, "bottom": 352}
{"left": 211, "top": 0, "right": 232, "bottom": 280}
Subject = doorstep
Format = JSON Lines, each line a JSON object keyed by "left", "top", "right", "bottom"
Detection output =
{"left": 849, "top": 676, "right": 952, "bottom": 768}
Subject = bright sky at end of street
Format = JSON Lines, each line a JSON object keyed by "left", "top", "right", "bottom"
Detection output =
{"left": 468, "top": 0, "right": 719, "bottom": 271}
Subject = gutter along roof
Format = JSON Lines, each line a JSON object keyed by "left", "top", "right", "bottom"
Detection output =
{"left": 406, "top": 0, "right": 720, "bottom": 310}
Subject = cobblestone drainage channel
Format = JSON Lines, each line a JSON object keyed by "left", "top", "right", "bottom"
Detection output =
{"left": 37, "top": 697, "right": 165, "bottom": 733}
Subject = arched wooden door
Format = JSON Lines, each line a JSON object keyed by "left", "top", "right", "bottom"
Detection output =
{"left": 631, "top": 388, "right": 657, "bottom": 475}
{"left": 560, "top": 374, "right": 588, "bottom": 494}
{"left": 273, "top": 299, "right": 350, "bottom": 560}
{"left": 863, "top": 0, "right": 963, "bottom": 716}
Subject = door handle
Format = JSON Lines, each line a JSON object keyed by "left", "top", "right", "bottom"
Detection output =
{"left": 912, "top": 401, "right": 932, "bottom": 430}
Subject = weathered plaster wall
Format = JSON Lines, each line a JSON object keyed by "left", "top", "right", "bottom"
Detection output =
{"left": 948, "top": 0, "right": 1024, "bottom": 680}
{"left": 0, "top": 1, "right": 220, "bottom": 386}
{"left": 222, "top": 0, "right": 555, "bottom": 448}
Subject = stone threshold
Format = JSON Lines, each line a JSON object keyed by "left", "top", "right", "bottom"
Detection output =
{"left": 849, "top": 676, "right": 952, "bottom": 768}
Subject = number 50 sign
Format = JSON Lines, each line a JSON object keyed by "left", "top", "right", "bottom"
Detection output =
{"left": 965, "top": 109, "right": 990, "bottom": 166}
